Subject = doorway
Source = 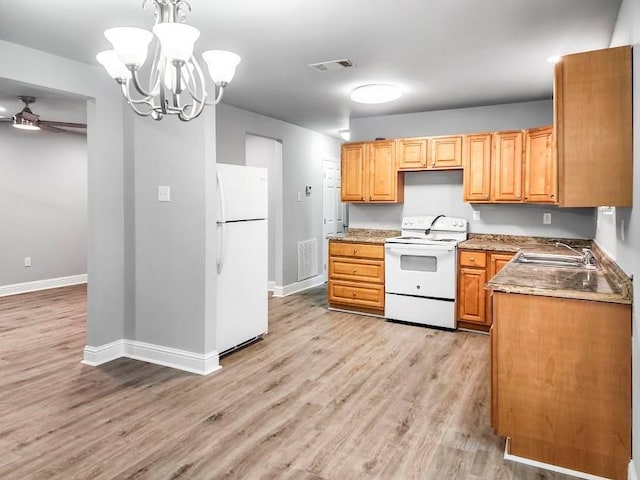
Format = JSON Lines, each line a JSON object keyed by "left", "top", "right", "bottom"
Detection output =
{"left": 245, "top": 134, "right": 284, "bottom": 292}
{"left": 322, "top": 157, "right": 345, "bottom": 281}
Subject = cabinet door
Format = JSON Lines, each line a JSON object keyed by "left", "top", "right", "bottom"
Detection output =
{"left": 368, "top": 141, "right": 397, "bottom": 202}
{"left": 556, "top": 46, "right": 632, "bottom": 207}
{"left": 463, "top": 134, "right": 492, "bottom": 202}
{"left": 458, "top": 267, "right": 487, "bottom": 324}
{"left": 429, "top": 135, "right": 463, "bottom": 169}
{"left": 525, "top": 126, "right": 556, "bottom": 203}
{"left": 341, "top": 143, "right": 367, "bottom": 202}
{"left": 492, "top": 131, "right": 523, "bottom": 202}
{"left": 396, "top": 138, "right": 428, "bottom": 170}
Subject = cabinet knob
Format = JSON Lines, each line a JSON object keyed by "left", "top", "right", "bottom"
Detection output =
{"left": 550, "top": 194, "right": 555, "bottom": 198}
{"left": 353, "top": 268, "right": 357, "bottom": 273}
{"left": 470, "top": 257, "right": 475, "bottom": 262}
{"left": 431, "top": 161, "right": 436, "bottom": 167}
{"left": 353, "top": 248, "right": 358, "bottom": 254}
{"left": 352, "top": 291, "right": 357, "bottom": 297}
{"left": 485, "top": 194, "right": 489, "bottom": 199}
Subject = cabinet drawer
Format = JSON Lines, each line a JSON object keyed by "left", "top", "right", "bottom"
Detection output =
{"left": 459, "top": 251, "right": 487, "bottom": 268}
{"left": 329, "top": 242, "right": 384, "bottom": 260}
{"left": 329, "top": 257, "right": 384, "bottom": 283}
{"left": 328, "top": 280, "right": 384, "bottom": 309}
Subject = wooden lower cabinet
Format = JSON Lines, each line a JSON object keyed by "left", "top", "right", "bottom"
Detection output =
{"left": 491, "top": 292, "right": 631, "bottom": 480}
{"left": 328, "top": 240, "right": 385, "bottom": 315}
{"left": 457, "top": 249, "right": 513, "bottom": 331}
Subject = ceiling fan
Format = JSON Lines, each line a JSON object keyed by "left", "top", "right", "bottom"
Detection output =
{"left": 0, "top": 96, "right": 86, "bottom": 133}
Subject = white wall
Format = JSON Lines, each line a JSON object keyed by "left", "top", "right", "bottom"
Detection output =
{"left": 0, "top": 124, "right": 87, "bottom": 286}
{"left": 605, "top": 0, "right": 640, "bottom": 475}
{"left": 246, "top": 134, "right": 284, "bottom": 287}
{"left": 216, "top": 104, "right": 341, "bottom": 288}
{"left": 350, "top": 100, "right": 596, "bottom": 239}
{"left": 0, "top": 39, "right": 127, "bottom": 348}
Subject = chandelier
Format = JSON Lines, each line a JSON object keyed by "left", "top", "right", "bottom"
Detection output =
{"left": 96, "top": 0, "right": 240, "bottom": 121}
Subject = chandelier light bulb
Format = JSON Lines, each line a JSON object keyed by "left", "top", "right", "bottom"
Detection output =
{"left": 152, "top": 23, "right": 200, "bottom": 63}
{"left": 202, "top": 50, "right": 241, "bottom": 85}
{"left": 96, "top": 51, "right": 132, "bottom": 80}
{"left": 350, "top": 84, "right": 402, "bottom": 104}
{"left": 104, "top": 27, "right": 153, "bottom": 67}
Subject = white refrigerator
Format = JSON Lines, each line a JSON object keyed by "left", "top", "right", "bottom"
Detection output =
{"left": 216, "top": 163, "right": 269, "bottom": 354}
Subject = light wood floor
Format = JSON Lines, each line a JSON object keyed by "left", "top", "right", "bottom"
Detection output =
{"left": 0, "top": 285, "right": 575, "bottom": 480}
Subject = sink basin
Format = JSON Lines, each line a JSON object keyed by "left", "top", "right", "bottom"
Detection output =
{"left": 514, "top": 252, "right": 599, "bottom": 269}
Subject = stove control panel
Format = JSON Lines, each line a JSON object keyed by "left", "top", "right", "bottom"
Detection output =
{"left": 401, "top": 216, "right": 467, "bottom": 232}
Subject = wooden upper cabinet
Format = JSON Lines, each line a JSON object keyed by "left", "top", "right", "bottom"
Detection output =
{"left": 396, "top": 138, "right": 428, "bottom": 170}
{"left": 524, "top": 125, "right": 556, "bottom": 203}
{"left": 429, "top": 135, "right": 463, "bottom": 169}
{"left": 340, "top": 141, "right": 403, "bottom": 203}
{"left": 555, "top": 46, "right": 632, "bottom": 207}
{"left": 463, "top": 133, "right": 492, "bottom": 202}
{"left": 341, "top": 143, "right": 367, "bottom": 201}
{"left": 368, "top": 141, "right": 398, "bottom": 201}
{"left": 492, "top": 131, "right": 523, "bottom": 202}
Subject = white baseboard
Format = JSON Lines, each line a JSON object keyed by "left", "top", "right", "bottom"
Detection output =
{"left": 268, "top": 281, "right": 276, "bottom": 292}
{"left": 82, "top": 339, "right": 221, "bottom": 376}
{"left": 0, "top": 274, "right": 87, "bottom": 297}
{"left": 630, "top": 460, "right": 638, "bottom": 480}
{"left": 504, "top": 438, "right": 611, "bottom": 480}
{"left": 271, "top": 274, "right": 325, "bottom": 297}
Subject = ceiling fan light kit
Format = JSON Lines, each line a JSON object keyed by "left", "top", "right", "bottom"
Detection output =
{"left": 96, "top": 0, "right": 241, "bottom": 122}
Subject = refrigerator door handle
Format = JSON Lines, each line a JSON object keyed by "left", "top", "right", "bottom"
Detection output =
{"left": 217, "top": 222, "right": 225, "bottom": 274}
{"left": 216, "top": 170, "right": 227, "bottom": 223}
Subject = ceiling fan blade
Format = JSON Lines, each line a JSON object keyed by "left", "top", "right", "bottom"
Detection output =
{"left": 0, "top": 118, "right": 12, "bottom": 123}
{"left": 39, "top": 124, "right": 69, "bottom": 133}
{"left": 41, "top": 120, "right": 87, "bottom": 129}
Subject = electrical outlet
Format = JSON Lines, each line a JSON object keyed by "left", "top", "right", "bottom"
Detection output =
{"left": 473, "top": 211, "right": 480, "bottom": 221}
{"left": 24, "top": 256, "right": 31, "bottom": 267}
{"left": 543, "top": 213, "right": 552, "bottom": 225}
{"left": 158, "top": 185, "right": 171, "bottom": 202}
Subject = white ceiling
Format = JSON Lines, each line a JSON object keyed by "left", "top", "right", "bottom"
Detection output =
{"left": 0, "top": 0, "right": 622, "bottom": 137}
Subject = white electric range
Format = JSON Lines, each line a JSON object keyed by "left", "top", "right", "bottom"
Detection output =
{"left": 385, "top": 215, "right": 468, "bottom": 329}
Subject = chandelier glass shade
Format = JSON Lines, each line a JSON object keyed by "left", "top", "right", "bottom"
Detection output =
{"left": 96, "top": 0, "right": 241, "bottom": 121}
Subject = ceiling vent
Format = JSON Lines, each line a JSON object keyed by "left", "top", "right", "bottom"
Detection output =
{"left": 309, "top": 59, "right": 353, "bottom": 72}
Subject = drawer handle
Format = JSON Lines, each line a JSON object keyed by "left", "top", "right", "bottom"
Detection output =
{"left": 469, "top": 257, "right": 475, "bottom": 262}
{"left": 353, "top": 248, "right": 358, "bottom": 254}
{"left": 353, "top": 268, "right": 357, "bottom": 273}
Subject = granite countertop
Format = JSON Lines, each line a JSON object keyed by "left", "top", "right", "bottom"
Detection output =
{"left": 458, "top": 233, "right": 591, "bottom": 253}
{"left": 327, "top": 228, "right": 401, "bottom": 244}
{"left": 486, "top": 242, "right": 632, "bottom": 305}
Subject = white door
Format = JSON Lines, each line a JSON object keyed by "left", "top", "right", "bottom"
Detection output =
{"left": 323, "top": 158, "right": 345, "bottom": 280}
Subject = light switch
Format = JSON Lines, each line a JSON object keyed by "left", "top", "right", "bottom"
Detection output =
{"left": 297, "top": 192, "right": 302, "bottom": 202}
{"left": 158, "top": 185, "right": 171, "bottom": 202}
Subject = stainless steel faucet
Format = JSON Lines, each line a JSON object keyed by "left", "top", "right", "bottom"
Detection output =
{"left": 555, "top": 242, "right": 595, "bottom": 266}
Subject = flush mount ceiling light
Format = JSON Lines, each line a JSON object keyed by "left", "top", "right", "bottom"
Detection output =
{"left": 546, "top": 55, "right": 562, "bottom": 64}
{"left": 96, "top": 0, "right": 241, "bottom": 121}
{"left": 350, "top": 84, "right": 402, "bottom": 104}
{"left": 338, "top": 129, "right": 351, "bottom": 141}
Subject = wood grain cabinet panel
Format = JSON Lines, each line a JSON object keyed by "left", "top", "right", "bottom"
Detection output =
{"left": 429, "top": 135, "right": 463, "bottom": 169}
{"left": 457, "top": 249, "right": 513, "bottom": 330}
{"left": 340, "top": 141, "right": 403, "bottom": 203}
{"left": 555, "top": 46, "right": 632, "bottom": 207}
{"left": 463, "top": 133, "right": 492, "bottom": 202}
{"left": 492, "top": 292, "right": 631, "bottom": 479}
{"left": 524, "top": 125, "right": 556, "bottom": 203}
{"left": 396, "top": 138, "right": 428, "bottom": 170}
{"left": 492, "top": 131, "right": 523, "bottom": 202}
{"left": 341, "top": 143, "right": 367, "bottom": 202}
{"left": 328, "top": 241, "right": 385, "bottom": 314}
{"left": 458, "top": 267, "right": 486, "bottom": 324}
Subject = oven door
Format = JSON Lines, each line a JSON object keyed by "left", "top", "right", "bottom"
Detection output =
{"left": 385, "top": 243, "right": 456, "bottom": 299}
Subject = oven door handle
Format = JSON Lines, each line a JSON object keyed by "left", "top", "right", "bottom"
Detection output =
{"left": 385, "top": 244, "right": 455, "bottom": 254}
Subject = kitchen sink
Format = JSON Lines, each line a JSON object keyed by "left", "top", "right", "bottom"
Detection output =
{"left": 514, "top": 252, "right": 600, "bottom": 269}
